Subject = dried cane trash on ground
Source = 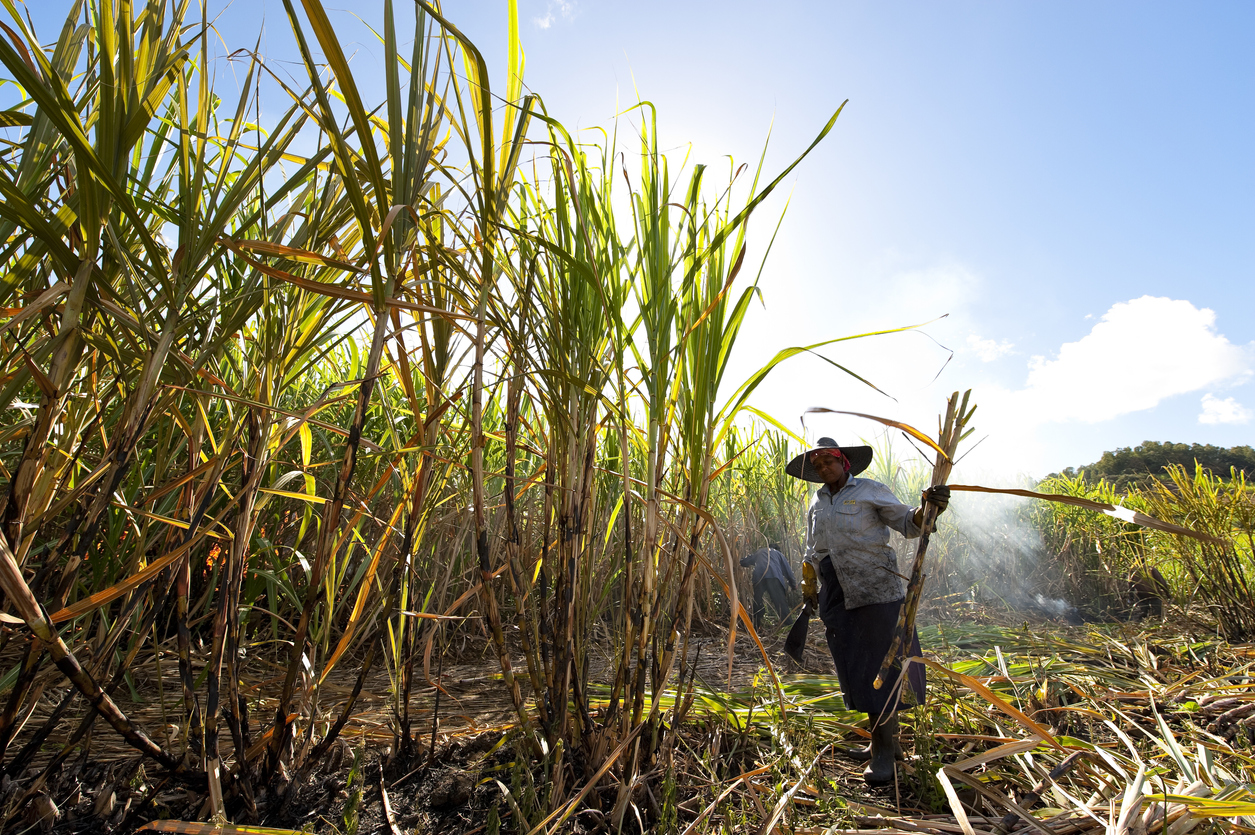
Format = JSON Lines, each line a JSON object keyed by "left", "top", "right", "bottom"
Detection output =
{"left": 4, "top": 611, "right": 1255, "bottom": 834}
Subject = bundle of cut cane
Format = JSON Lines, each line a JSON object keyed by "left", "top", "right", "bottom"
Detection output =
{"left": 872, "top": 390, "right": 974, "bottom": 691}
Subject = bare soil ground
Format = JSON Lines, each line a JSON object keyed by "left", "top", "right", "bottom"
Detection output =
{"left": 6, "top": 607, "right": 1241, "bottom": 834}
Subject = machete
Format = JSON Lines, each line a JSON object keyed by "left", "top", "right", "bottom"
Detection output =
{"left": 783, "top": 601, "right": 812, "bottom": 663}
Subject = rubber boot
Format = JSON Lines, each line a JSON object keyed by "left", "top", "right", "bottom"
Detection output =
{"left": 863, "top": 714, "right": 899, "bottom": 786}
{"left": 848, "top": 735, "right": 904, "bottom": 762}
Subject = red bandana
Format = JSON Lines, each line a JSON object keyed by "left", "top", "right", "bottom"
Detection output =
{"left": 810, "top": 448, "right": 851, "bottom": 474}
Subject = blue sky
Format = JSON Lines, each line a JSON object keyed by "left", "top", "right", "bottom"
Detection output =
{"left": 25, "top": 1, "right": 1255, "bottom": 477}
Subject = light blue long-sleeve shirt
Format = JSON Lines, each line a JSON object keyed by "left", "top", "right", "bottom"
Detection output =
{"left": 803, "top": 477, "right": 922, "bottom": 609}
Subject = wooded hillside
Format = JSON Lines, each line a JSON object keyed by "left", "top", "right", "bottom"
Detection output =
{"left": 1058, "top": 440, "right": 1255, "bottom": 489}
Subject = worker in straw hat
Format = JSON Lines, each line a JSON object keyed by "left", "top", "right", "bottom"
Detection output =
{"left": 788, "top": 437, "right": 950, "bottom": 786}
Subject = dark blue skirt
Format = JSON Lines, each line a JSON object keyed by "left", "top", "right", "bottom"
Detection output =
{"left": 817, "top": 558, "right": 926, "bottom": 715}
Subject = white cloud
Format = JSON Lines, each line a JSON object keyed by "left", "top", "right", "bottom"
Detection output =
{"left": 1012, "top": 296, "right": 1252, "bottom": 423}
{"left": 967, "top": 334, "right": 1014, "bottom": 362}
{"left": 740, "top": 263, "right": 1253, "bottom": 479}
{"left": 534, "top": 1, "right": 576, "bottom": 29}
{"left": 954, "top": 296, "right": 1254, "bottom": 476}
{"left": 1199, "top": 393, "right": 1252, "bottom": 425}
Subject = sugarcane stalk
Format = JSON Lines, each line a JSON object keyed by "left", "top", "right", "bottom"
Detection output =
{"left": 604, "top": 391, "right": 634, "bottom": 730}
{"left": 873, "top": 390, "right": 975, "bottom": 691}
{"left": 570, "top": 438, "right": 599, "bottom": 740}
{"left": 268, "top": 310, "right": 390, "bottom": 777}
{"left": 17, "top": 580, "right": 177, "bottom": 798}
{"left": 302, "top": 630, "right": 386, "bottom": 777}
{"left": 175, "top": 416, "right": 211, "bottom": 759}
{"left": 207, "top": 409, "right": 266, "bottom": 815}
{"left": 0, "top": 640, "right": 43, "bottom": 765}
{"left": 0, "top": 534, "right": 188, "bottom": 777}
{"left": 2, "top": 258, "right": 94, "bottom": 558}
{"left": 470, "top": 292, "right": 536, "bottom": 746}
{"left": 502, "top": 348, "right": 551, "bottom": 732}
{"left": 538, "top": 457, "right": 556, "bottom": 695}
{"left": 997, "top": 750, "right": 1089, "bottom": 832}
{"left": 395, "top": 505, "right": 422, "bottom": 757}
{"left": 398, "top": 303, "right": 445, "bottom": 756}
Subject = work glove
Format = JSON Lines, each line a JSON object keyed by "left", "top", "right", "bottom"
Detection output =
{"left": 800, "top": 561, "right": 819, "bottom": 609}
{"left": 921, "top": 484, "right": 951, "bottom": 516}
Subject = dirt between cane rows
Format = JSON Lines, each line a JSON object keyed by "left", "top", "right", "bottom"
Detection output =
{"left": 0, "top": 617, "right": 827, "bottom": 832}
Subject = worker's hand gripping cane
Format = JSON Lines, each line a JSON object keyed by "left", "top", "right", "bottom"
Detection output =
{"left": 912, "top": 484, "right": 951, "bottom": 529}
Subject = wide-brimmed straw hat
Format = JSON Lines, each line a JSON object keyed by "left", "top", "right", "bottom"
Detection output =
{"left": 785, "top": 437, "right": 873, "bottom": 483}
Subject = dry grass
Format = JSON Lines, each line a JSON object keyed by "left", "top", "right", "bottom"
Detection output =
{"left": 535, "top": 611, "right": 1255, "bottom": 835}
{"left": 8, "top": 608, "right": 1252, "bottom": 834}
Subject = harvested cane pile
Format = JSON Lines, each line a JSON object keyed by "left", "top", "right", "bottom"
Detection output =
{"left": 656, "top": 616, "right": 1255, "bottom": 835}
{"left": 2, "top": 608, "right": 1254, "bottom": 834}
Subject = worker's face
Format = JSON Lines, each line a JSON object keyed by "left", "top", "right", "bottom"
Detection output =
{"left": 811, "top": 453, "right": 847, "bottom": 488}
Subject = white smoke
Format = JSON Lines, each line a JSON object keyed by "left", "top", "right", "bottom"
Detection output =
{"left": 888, "top": 466, "right": 1085, "bottom": 622}
{"left": 1033, "top": 595, "right": 1077, "bottom": 620}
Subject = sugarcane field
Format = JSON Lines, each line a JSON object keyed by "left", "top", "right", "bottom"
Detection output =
{"left": 2, "top": 1, "right": 1254, "bottom": 834}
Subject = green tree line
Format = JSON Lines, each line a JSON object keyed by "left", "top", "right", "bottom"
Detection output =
{"left": 1058, "top": 441, "right": 1255, "bottom": 490}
